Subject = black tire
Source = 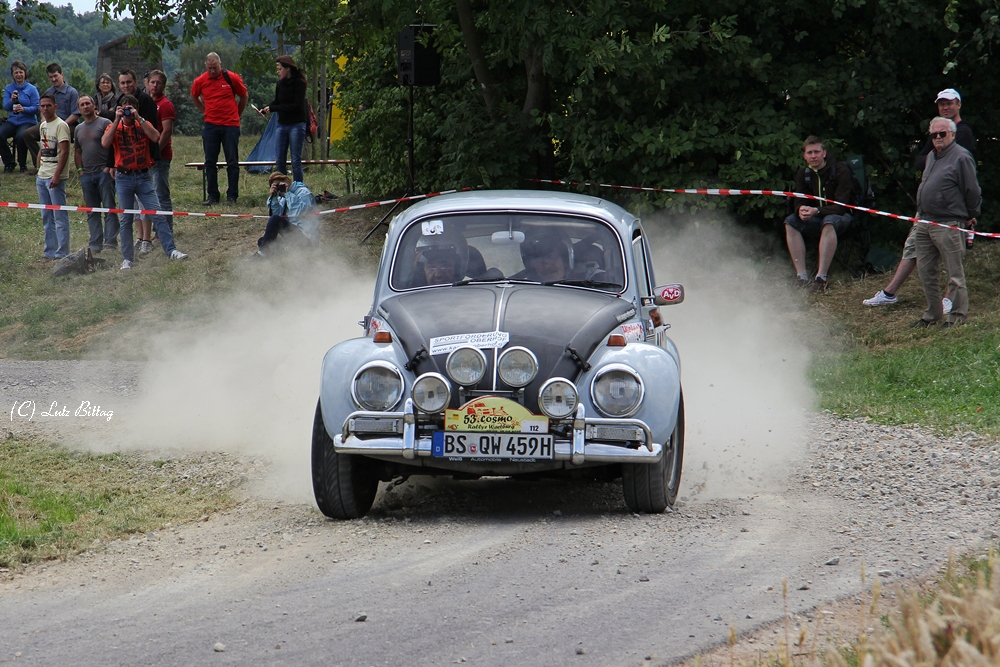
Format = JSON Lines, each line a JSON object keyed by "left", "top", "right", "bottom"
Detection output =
{"left": 622, "top": 392, "right": 685, "bottom": 513}
{"left": 311, "top": 399, "right": 380, "bottom": 519}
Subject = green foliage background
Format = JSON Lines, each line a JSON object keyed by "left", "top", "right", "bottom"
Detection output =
{"left": 333, "top": 0, "right": 1000, "bottom": 236}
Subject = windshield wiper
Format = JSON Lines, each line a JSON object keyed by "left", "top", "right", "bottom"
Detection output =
{"left": 451, "top": 276, "right": 509, "bottom": 286}
{"left": 542, "top": 279, "right": 623, "bottom": 290}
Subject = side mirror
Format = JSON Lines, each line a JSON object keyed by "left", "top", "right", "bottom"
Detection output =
{"left": 653, "top": 284, "right": 684, "bottom": 306}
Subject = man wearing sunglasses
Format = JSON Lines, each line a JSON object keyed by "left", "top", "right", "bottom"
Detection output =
{"left": 864, "top": 88, "right": 975, "bottom": 309}
{"left": 910, "top": 117, "right": 980, "bottom": 328}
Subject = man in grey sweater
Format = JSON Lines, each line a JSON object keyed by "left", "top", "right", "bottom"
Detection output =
{"left": 912, "top": 116, "right": 980, "bottom": 328}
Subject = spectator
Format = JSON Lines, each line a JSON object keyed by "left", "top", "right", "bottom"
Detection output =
{"left": 864, "top": 88, "right": 976, "bottom": 310}
{"left": 145, "top": 70, "right": 174, "bottom": 227}
{"left": 0, "top": 60, "right": 39, "bottom": 173}
{"left": 24, "top": 63, "right": 80, "bottom": 169}
{"left": 911, "top": 117, "right": 980, "bottom": 328}
{"left": 36, "top": 93, "right": 71, "bottom": 259}
{"left": 103, "top": 69, "right": 160, "bottom": 252}
{"left": 253, "top": 172, "right": 316, "bottom": 257}
{"left": 260, "top": 55, "right": 308, "bottom": 182}
{"left": 101, "top": 94, "right": 187, "bottom": 270}
{"left": 74, "top": 94, "right": 118, "bottom": 253}
{"left": 190, "top": 52, "right": 248, "bottom": 205}
{"left": 783, "top": 136, "right": 855, "bottom": 292}
{"left": 95, "top": 73, "right": 117, "bottom": 117}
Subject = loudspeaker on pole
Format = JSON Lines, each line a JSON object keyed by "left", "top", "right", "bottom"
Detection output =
{"left": 397, "top": 24, "right": 440, "bottom": 87}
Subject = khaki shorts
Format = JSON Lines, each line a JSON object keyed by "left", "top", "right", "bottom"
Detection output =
{"left": 901, "top": 225, "right": 918, "bottom": 260}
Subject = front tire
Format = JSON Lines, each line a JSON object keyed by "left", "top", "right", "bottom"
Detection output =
{"left": 311, "top": 399, "right": 380, "bottom": 519}
{"left": 622, "top": 392, "right": 685, "bottom": 513}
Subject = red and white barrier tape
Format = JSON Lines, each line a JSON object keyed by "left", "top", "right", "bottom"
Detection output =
{"left": 0, "top": 200, "right": 261, "bottom": 218}
{"left": 529, "top": 178, "right": 997, "bottom": 239}
{"left": 0, "top": 187, "right": 476, "bottom": 221}
{"left": 312, "top": 187, "right": 476, "bottom": 216}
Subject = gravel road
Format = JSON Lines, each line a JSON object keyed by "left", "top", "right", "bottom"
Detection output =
{"left": 1, "top": 360, "right": 998, "bottom": 666}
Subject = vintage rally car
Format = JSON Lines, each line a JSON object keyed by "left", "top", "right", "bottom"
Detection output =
{"left": 312, "top": 190, "right": 685, "bottom": 519}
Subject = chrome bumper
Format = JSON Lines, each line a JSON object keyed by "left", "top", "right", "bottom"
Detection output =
{"left": 334, "top": 400, "right": 662, "bottom": 465}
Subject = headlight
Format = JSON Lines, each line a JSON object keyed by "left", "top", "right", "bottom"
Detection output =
{"left": 590, "top": 364, "right": 643, "bottom": 417}
{"left": 497, "top": 347, "right": 538, "bottom": 388}
{"left": 538, "top": 378, "right": 578, "bottom": 419}
{"left": 412, "top": 373, "right": 451, "bottom": 413}
{"left": 445, "top": 346, "right": 487, "bottom": 386}
{"left": 352, "top": 361, "right": 404, "bottom": 411}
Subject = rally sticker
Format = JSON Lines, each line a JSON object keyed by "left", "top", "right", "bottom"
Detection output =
{"left": 620, "top": 323, "right": 644, "bottom": 342}
{"left": 445, "top": 396, "right": 548, "bottom": 433}
{"left": 421, "top": 219, "right": 444, "bottom": 235}
{"left": 429, "top": 331, "right": 510, "bottom": 356}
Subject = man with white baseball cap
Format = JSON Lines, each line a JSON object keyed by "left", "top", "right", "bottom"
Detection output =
{"left": 863, "top": 87, "right": 976, "bottom": 308}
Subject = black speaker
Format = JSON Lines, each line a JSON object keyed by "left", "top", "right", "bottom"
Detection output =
{"left": 397, "top": 25, "right": 440, "bottom": 86}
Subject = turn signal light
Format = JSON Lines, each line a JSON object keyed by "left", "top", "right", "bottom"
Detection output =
{"left": 607, "top": 334, "right": 627, "bottom": 347}
{"left": 373, "top": 332, "right": 392, "bottom": 343}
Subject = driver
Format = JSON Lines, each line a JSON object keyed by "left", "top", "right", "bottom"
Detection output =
{"left": 519, "top": 230, "right": 572, "bottom": 282}
{"left": 412, "top": 229, "right": 469, "bottom": 286}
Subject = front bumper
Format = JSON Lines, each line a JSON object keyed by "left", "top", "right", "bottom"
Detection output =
{"left": 333, "top": 399, "right": 662, "bottom": 465}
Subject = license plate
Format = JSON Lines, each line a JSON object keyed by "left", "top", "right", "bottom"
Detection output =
{"left": 431, "top": 432, "right": 554, "bottom": 461}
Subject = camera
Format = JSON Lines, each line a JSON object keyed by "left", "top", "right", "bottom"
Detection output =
{"left": 123, "top": 108, "right": 132, "bottom": 116}
{"left": 276, "top": 183, "right": 287, "bottom": 194}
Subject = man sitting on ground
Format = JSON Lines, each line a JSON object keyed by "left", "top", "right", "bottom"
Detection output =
{"left": 784, "top": 136, "right": 855, "bottom": 292}
{"left": 253, "top": 172, "right": 316, "bottom": 257}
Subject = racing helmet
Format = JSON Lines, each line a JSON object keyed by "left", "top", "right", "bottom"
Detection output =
{"left": 414, "top": 226, "right": 469, "bottom": 279}
{"left": 520, "top": 228, "right": 573, "bottom": 269}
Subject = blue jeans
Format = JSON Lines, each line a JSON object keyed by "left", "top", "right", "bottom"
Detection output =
{"left": 274, "top": 121, "right": 306, "bottom": 183}
{"left": 151, "top": 158, "right": 173, "bottom": 225}
{"left": 116, "top": 171, "right": 176, "bottom": 262}
{"left": 202, "top": 123, "right": 240, "bottom": 201}
{"left": 0, "top": 121, "right": 31, "bottom": 169}
{"left": 79, "top": 170, "right": 119, "bottom": 250}
{"left": 37, "top": 176, "right": 69, "bottom": 258}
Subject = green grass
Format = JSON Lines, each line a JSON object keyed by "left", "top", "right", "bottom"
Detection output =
{"left": 807, "top": 240, "right": 1000, "bottom": 436}
{"left": 0, "top": 436, "right": 244, "bottom": 568}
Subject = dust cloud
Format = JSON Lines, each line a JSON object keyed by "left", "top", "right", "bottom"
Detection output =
{"left": 644, "top": 214, "right": 817, "bottom": 501}
{"left": 115, "top": 250, "right": 376, "bottom": 504}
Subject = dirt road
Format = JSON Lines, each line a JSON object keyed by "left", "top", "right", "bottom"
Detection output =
{"left": 2, "top": 360, "right": 998, "bottom": 666}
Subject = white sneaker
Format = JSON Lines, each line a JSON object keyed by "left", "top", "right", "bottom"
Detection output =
{"left": 170, "top": 249, "right": 188, "bottom": 260}
{"left": 863, "top": 290, "right": 898, "bottom": 306}
{"left": 942, "top": 297, "right": 953, "bottom": 315}
{"left": 139, "top": 240, "right": 152, "bottom": 255}
{"left": 120, "top": 259, "right": 132, "bottom": 270}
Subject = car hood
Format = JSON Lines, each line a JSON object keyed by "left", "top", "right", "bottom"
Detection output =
{"left": 377, "top": 285, "right": 636, "bottom": 412}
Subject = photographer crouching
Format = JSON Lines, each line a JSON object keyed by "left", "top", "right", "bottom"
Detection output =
{"left": 254, "top": 172, "right": 317, "bottom": 258}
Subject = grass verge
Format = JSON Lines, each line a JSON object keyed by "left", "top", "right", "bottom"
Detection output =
{"left": 0, "top": 435, "right": 249, "bottom": 569}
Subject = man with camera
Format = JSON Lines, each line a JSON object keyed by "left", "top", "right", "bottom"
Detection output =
{"left": 253, "top": 172, "right": 315, "bottom": 257}
{"left": 101, "top": 94, "right": 187, "bottom": 270}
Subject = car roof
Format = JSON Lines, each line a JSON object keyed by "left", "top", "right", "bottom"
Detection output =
{"left": 387, "top": 190, "right": 637, "bottom": 237}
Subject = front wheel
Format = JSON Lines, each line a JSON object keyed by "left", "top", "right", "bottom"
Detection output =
{"left": 311, "top": 399, "right": 380, "bottom": 519}
{"left": 622, "top": 392, "right": 685, "bottom": 513}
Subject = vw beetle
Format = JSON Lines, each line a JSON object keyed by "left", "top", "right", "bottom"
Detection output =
{"left": 312, "top": 190, "right": 685, "bottom": 518}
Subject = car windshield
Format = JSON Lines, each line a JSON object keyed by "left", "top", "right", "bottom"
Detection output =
{"left": 390, "top": 213, "right": 626, "bottom": 293}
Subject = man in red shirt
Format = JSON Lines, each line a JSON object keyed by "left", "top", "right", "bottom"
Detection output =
{"left": 146, "top": 69, "right": 175, "bottom": 231}
{"left": 190, "top": 52, "right": 248, "bottom": 206}
{"left": 101, "top": 94, "right": 188, "bottom": 270}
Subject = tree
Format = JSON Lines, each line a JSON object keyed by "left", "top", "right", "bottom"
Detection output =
{"left": 0, "top": 0, "right": 54, "bottom": 60}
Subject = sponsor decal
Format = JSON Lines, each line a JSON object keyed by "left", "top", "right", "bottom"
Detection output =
{"left": 429, "top": 331, "right": 510, "bottom": 356}
{"left": 615, "top": 307, "right": 637, "bottom": 323}
{"left": 658, "top": 285, "right": 682, "bottom": 302}
{"left": 421, "top": 219, "right": 444, "bottom": 235}
{"left": 445, "top": 396, "right": 548, "bottom": 433}
{"left": 368, "top": 317, "right": 387, "bottom": 335}
{"left": 620, "top": 323, "right": 644, "bottom": 342}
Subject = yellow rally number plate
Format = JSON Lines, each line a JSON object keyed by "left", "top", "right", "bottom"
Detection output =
{"left": 445, "top": 396, "right": 548, "bottom": 434}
